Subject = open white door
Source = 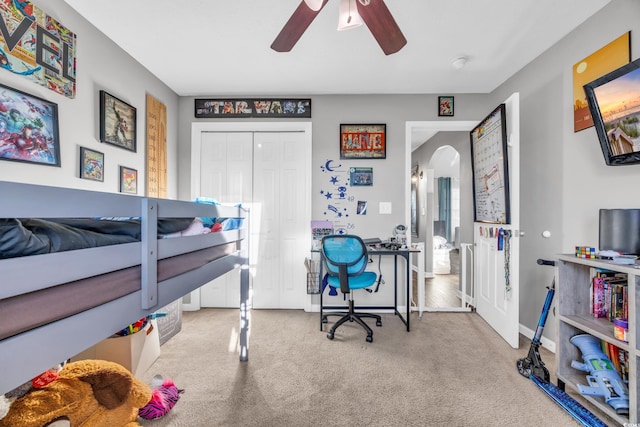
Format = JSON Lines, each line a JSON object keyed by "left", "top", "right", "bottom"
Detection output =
{"left": 473, "top": 93, "right": 520, "bottom": 348}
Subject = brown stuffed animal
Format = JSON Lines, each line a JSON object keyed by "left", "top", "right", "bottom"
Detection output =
{"left": 0, "top": 360, "right": 151, "bottom": 427}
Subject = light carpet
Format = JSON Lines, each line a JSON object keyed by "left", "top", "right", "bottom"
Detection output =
{"left": 139, "top": 309, "right": 612, "bottom": 427}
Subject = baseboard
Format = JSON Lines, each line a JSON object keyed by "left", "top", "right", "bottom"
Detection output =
{"left": 456, "top": 290, "right": 475, "bottom": 308}
{"left": 519, "top": 323, "right": 556, "bottom": 353}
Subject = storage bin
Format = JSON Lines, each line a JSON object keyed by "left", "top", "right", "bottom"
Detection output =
{"left": 72, "top": 319, "right": 160, "bottom": 377}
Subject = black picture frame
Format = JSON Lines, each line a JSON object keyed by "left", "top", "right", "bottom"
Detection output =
{"left": 438, "top": 96, "right": 454, "bottom": 117}
{"left": 349, "top": 167, "right": 373, "bottom": 186}
{"left": 470, "top": 104, "right": 510, "bottom": 224}
{"left": 194, "top": 98, "right": 311, "bottom": 118}
{"left": 79, "top": 146, "right": 104, "bottom": 182}
{"left": 584, "top": 57, "right": 640, "bottom": 166}
{"left": 340, "top": 124, "right": 386, "bottom": 159}
{"left": 99, "top": 90, "right": 137, "bottom": 152}
{"left": 411, "top": 165, "right": 419, "bottom": 237}
{"left": 0, "top": 82, "right": 61, "bottom": 167}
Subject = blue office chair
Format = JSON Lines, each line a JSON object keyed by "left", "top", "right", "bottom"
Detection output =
{"left": 321, "top": 234, "right": 382, "bottom": 342}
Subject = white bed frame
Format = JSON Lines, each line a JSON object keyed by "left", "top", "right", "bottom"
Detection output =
{"left": 0, "top": 181, "right": 250, "bottom": 395}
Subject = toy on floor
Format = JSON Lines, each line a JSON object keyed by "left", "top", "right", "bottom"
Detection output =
{"left": 571, "top": 333, "right": 629, "bottom": 415}
{"left": 138, "top": 374, "right": 184, "bottom": 420}
{"left": 0, "top": 359, "right": 152, "bottom": 427}
{"left": 517, "top": 259, "right": 606, "bottom": 427}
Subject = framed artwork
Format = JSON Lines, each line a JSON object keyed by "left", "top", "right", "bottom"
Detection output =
{"left": 99, "top": 90, "right": 137, "bottom": 152}
{"left": 349, "top": 167, "right": 373, "bottom": 186}
{"left": 411, "top": 165, "right": 418, "bottom": 237}
{"left": 195, "top": 98, "right": 311, "bottom": 118}
{"left": 357, "top": 201, "right": 368, "bottom": 215}
{"left": 0, "top": 82, "right": 61, "bottom": 167}
{"left": 119, "top": 166, "right": 138, "bottom": 194}
{"left": 0, "top": 3, "right": 77, "bottom": 98}
{"left": 470, "top": 104, "right": 510, "bottom": 224}
{"left": 573, "top": 32, "right": 630, "bottom": 132}
{"left": 340, "top": 124, "right": 386, "bottom": 159}
{"left": 438, "top": 96, "right": 454, "bottom": 117}
{"left": 79, "top": 146, "right": 104, "bottom": 182}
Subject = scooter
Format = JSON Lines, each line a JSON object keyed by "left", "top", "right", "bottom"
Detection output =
{"left": 517, "top": 259, "right": 606, "bottom": 427}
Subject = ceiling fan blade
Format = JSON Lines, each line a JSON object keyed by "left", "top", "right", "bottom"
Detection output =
{"left": 356, "top": 0, "right": 407, "bottom": 55}
{"left": 271, "top": 0, "right": 329, "bottom": 52}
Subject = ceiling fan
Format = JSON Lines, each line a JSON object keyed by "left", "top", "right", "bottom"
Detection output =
{"left": 271, "top": 0, "right": 407, "bottom": 55}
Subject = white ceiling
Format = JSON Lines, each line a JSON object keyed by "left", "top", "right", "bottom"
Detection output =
{"left": 63, "top": 0, "right": 610, "bottom": 147}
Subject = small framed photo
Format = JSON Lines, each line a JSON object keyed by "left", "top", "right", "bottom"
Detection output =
{"left": 350, "top": 167, "right": 373, "bottom": 186}
{"left": 99, "top": 90, "right": 137, "bottom": 152}
{"left": 438, "top": 96, "right": 454, "bottom": 117}
{"left": 79, "top": 146, "right": 104, "bottom": 182}
{"left": 340, "top": 124, "right": 386, "bottom": 159}
{"left": 119, "top": 166, "right": 138, "bottom": 194}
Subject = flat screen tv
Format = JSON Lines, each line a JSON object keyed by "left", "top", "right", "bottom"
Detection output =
{"left": 584, "top": 57, "right": 640, "bottom": 166}
{"left": 599, "top": 209, "right": 640, "bottom": 255}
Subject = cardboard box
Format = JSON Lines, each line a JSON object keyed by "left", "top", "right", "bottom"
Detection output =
{"left": 72, "top": 319, "right": 160, "bottom": 377}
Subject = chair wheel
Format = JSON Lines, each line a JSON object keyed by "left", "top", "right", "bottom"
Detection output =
{"left": 327, "top": 332, "right": 334, "bottom": 340}
{"left": 366, "top": 335, "right": 373, "bottom": 343}
{"left": 376, "top": 320, "right": 382, "bottom": 327}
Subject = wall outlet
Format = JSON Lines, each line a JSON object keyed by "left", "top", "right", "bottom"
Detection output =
{"left": 379, "top": 202, "right": 392, "bottom": 214}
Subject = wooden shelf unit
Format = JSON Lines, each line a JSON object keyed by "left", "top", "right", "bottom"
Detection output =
{"left": 556, "top": 255, "right": 639, "bottom": 425}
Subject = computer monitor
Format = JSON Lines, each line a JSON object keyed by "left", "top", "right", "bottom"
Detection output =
{"left": 599, "top": 209, "right": 640, "bottom": 255}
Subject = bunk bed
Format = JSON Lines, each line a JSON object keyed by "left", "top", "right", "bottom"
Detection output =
{"left": 0, "top": 181, "right": 250, "bottom": 395}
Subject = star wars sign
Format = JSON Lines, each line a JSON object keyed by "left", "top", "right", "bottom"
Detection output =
{"left": 0, "top": 1, "right": 76, "bottom": 98}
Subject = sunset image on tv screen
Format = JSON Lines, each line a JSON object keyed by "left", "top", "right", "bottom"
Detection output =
{"left": 594, "top": 67, "right": 640, "bottom": 155}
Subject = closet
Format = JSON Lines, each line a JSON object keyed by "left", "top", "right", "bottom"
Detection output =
{"left": 190, "top": 125, "right": 312, "bottom": 310}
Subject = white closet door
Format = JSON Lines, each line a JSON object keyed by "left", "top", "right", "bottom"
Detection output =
{"left": 198, "top": 130, "right": 309, "bottom": 309}
{"left": 252, "top": 132, "right": 308, "bottom": 309}
{"left": 199, "top": 132, "right": 253, "bottom": 308}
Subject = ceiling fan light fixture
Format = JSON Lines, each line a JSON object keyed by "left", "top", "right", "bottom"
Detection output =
{"left": 303, "top": 0, "right": 325, "bottom": 11}
{"left": 337, "top": 0, "right": 363, "bottom": 31}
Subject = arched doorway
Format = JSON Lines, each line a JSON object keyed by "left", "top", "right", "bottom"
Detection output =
{"left": 405, "top": 121, "right": 478, "bottom": 313}
{"left": 425, "top": 146, "right": 463, "bottom": 309}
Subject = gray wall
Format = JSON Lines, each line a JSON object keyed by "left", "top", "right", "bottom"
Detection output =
{"left": 490, "top": 0, "right": 640, "bottom": 341}
{"left": 5, "top": 0, "right": 640, "bottom": 345}
{"left": 178, "top": 94, "right": 487, "bottom": 225}
{"left": 0, "top": 0, "right": 180, "bottom": 197}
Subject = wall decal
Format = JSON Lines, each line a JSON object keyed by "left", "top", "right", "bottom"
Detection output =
{"left": 319, "top": 158, "right": 354, "bottom": 234}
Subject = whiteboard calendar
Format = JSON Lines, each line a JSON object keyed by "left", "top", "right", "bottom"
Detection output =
{"left": 470, "top": 104, "right": 510, "bottom": 224}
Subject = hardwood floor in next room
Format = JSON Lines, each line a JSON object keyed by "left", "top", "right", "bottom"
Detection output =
{"left": 412, "top": 271, "right": 463, "bottom": 309}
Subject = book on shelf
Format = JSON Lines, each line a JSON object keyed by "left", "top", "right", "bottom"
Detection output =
{"left": 590, "top": 271, "right": 628, "bottom": 320}
{"left": 601, "top": 339, "right": 629, "bottom": 384}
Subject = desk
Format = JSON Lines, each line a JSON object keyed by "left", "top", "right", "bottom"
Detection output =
{"left": 318, "top": 247, "right": 419, "bottom": 332}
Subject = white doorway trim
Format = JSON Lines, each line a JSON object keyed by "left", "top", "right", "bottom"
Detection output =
{"left": 404, "top": 121, "right": 478, "bottom": 263}
{"left": 405, "top": 120, "right": 478, "bottom": 314}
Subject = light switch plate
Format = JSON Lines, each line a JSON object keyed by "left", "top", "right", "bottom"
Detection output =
{"left": 379, "top": 202, "right": 392, "bottom": 214}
